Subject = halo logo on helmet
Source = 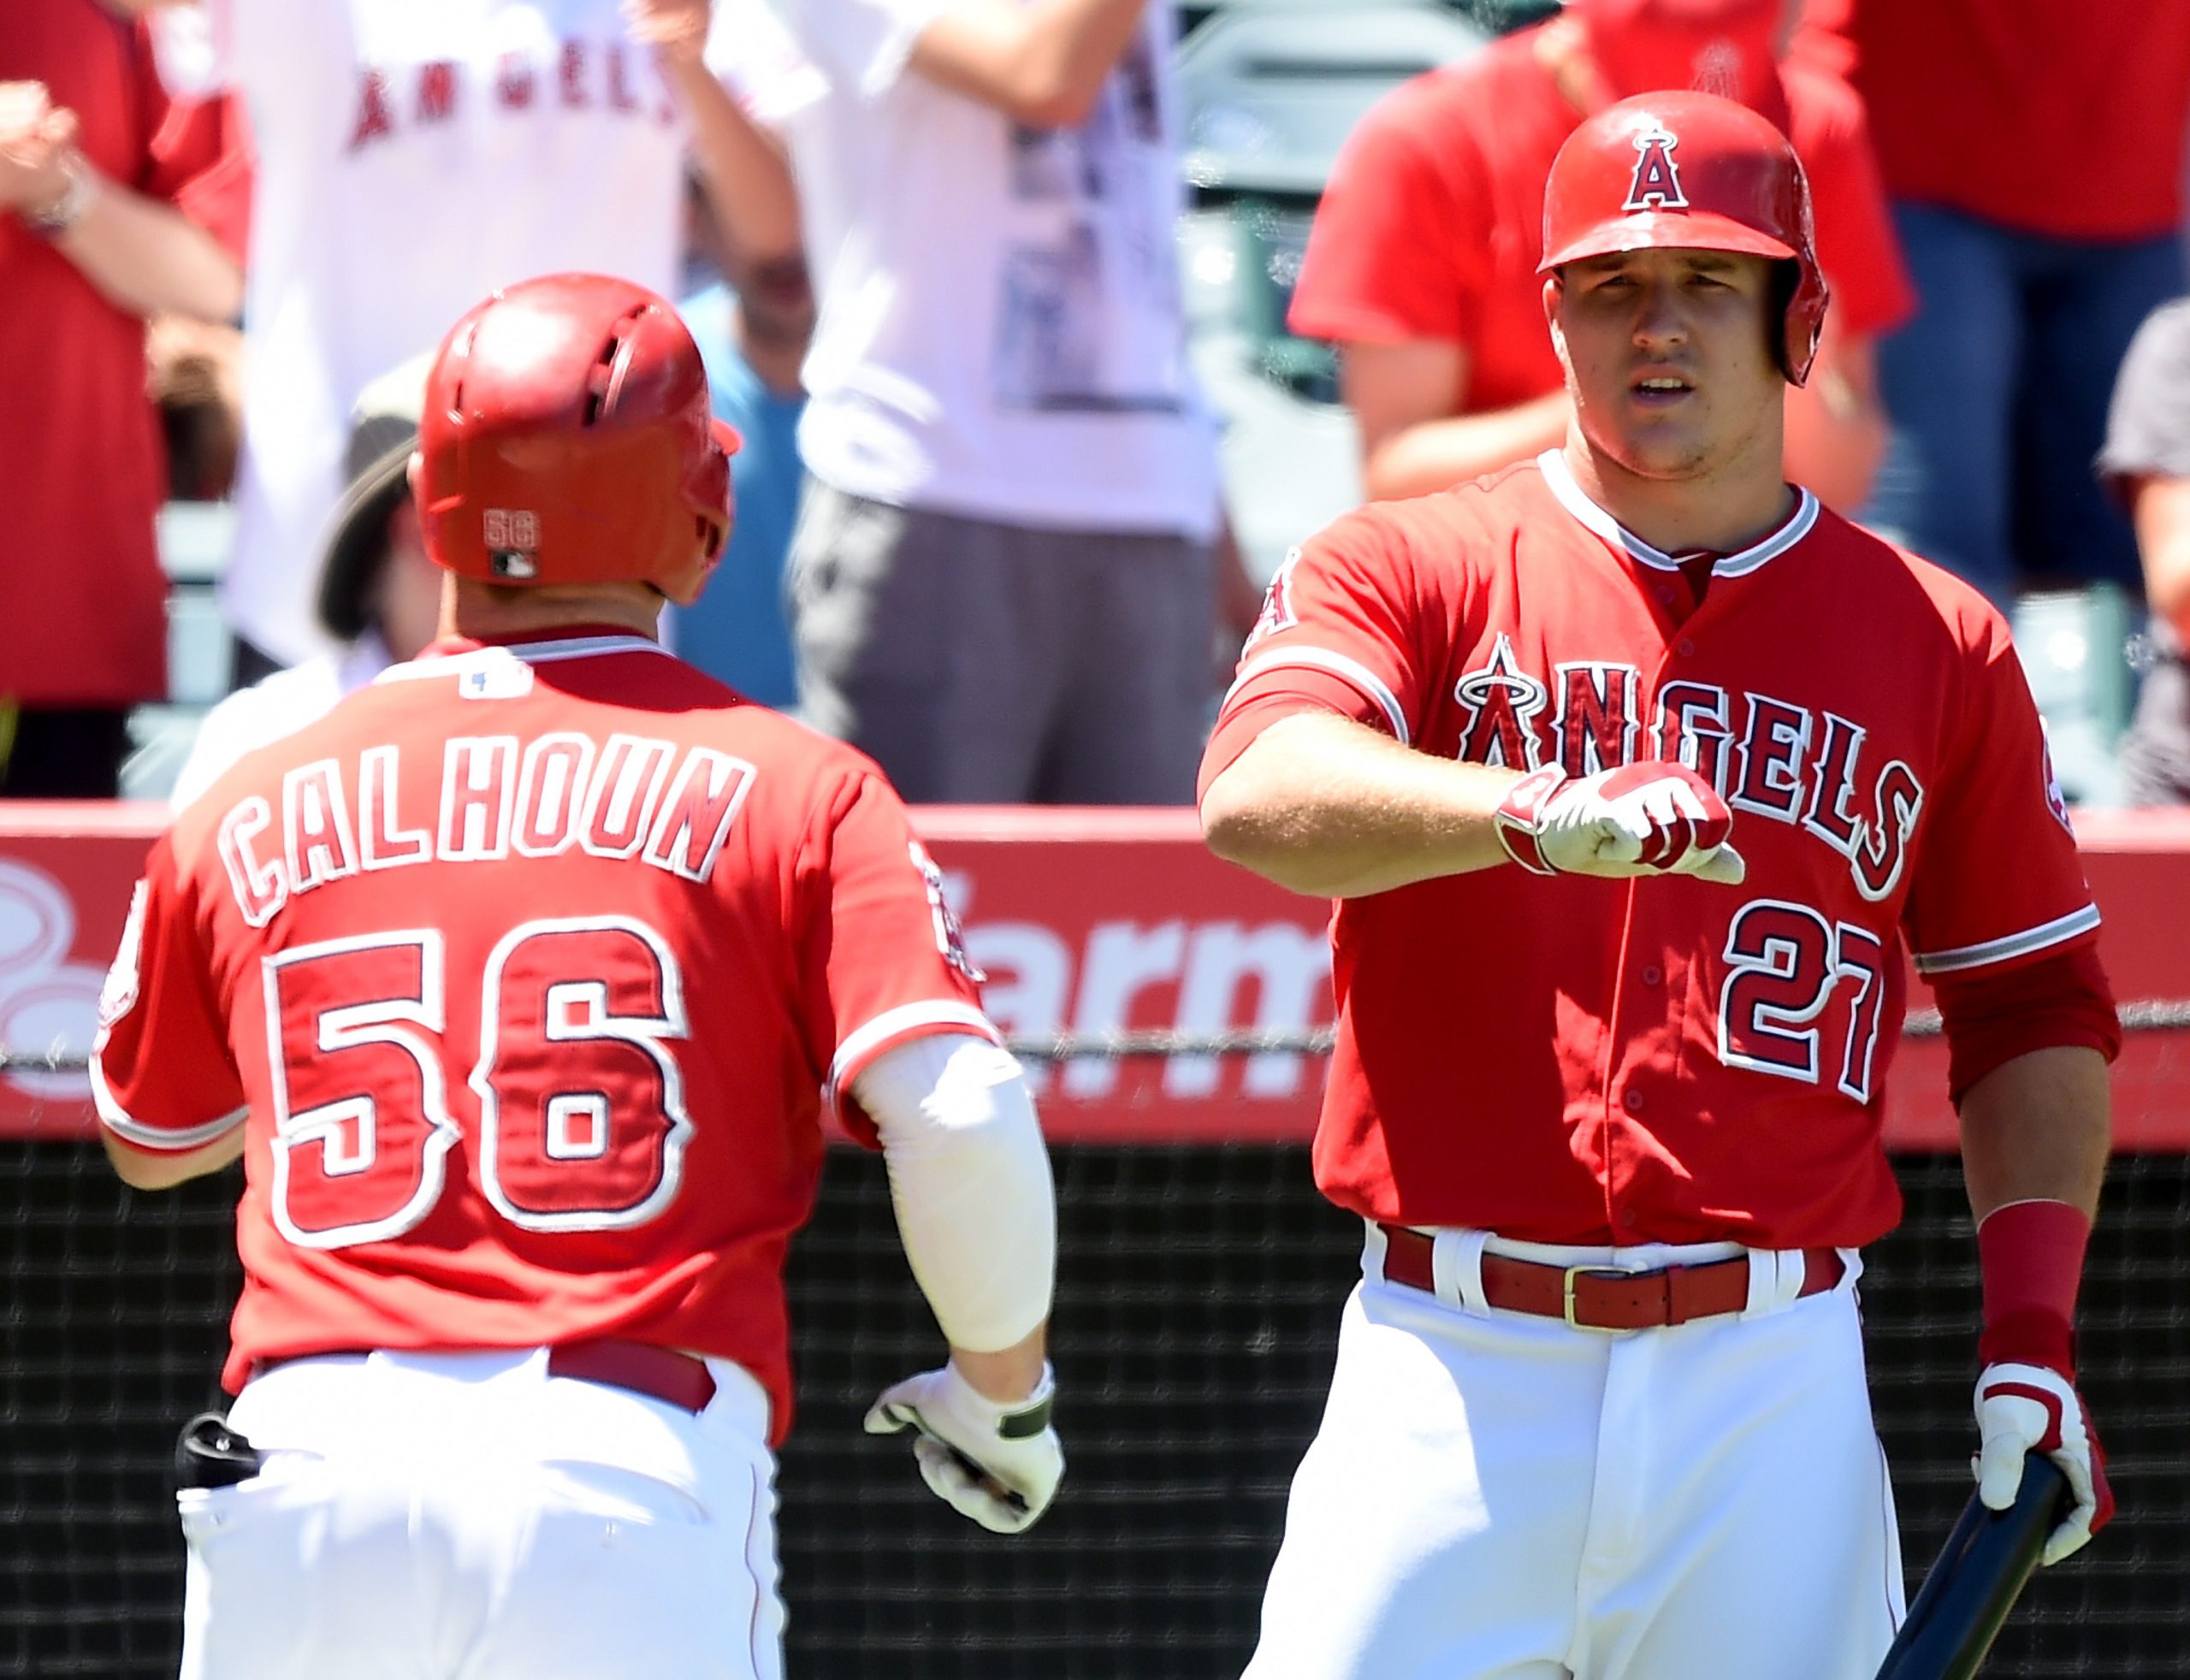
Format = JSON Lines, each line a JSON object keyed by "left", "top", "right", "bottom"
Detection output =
{"left": 1624, "top": 121, "right": 1689, "bottom": 212}
{"left": 1539, "top": 92, "right": 1831, "bottom": 386}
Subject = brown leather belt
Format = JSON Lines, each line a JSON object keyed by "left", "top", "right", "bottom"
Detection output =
{"left": 263, "top": 1340, "right": 719, "bottom": 1413}
{"left": 547, "top": 1340, "right": 718, "bottom": 1411}
{"left": 1376, "top": 1222, "right": 1844, "bottom": 1331}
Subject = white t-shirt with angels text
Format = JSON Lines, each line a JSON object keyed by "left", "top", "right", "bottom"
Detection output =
{"left": 157, "top": 0, "right": 774, "bottom": 664}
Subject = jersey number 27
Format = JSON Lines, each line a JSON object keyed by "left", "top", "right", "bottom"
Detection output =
{"left": 263, "top": 917, "right": 693, "bottom": 1249}
{"left": 1717, "top": 899, "right": 1890, "bottom": 1103}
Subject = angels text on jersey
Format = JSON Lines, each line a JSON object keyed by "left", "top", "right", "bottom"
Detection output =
{"left": 1452, "top": 634, "right": 1923, "bottom": 901}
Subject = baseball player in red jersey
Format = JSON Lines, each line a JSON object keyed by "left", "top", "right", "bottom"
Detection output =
{"left": 1199, "top": 93, "right": 2119, "bottom": 1680}
{"left": 91, "top": 273, "right": 1063, "bottom": 1680}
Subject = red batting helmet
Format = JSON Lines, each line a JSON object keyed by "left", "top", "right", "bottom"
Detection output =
{"left": 1538, "top": 92, "right": 1829, "bottom": 386}
{"left": 412, "top": 272, "right": 740, "bottom": 592}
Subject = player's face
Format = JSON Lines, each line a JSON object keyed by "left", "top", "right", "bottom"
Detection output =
{"left": 1547, "top": 247, "right": 1784, "bottom": 482}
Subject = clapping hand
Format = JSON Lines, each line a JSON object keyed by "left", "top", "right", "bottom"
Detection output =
{"left": 623, "top": 0, "right": 711, "bottom": 61}
{"left": 0, "top": 83, "right": 79, "bottom": 218}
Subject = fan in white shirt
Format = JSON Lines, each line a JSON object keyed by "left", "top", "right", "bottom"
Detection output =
{"left": 152, "top": 0, "right": 807, "bottom": 673}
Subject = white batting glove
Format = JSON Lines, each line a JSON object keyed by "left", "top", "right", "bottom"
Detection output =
{"left": 864, "top": 1362, "right": 1062, "bottom": 1535}
{"left": 1974, "top": 1362, "right": 2115, "bottom": 1565}
{"left": 1495, "top": 762, "right": 1745, "bottom": 884}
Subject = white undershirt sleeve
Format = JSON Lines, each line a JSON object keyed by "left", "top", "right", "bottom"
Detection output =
{"left": 849, "top": 1032, "right": 1057, "bottom": 1353}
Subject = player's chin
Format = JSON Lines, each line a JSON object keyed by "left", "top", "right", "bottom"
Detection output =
{"left": 1602, "top": 427, "right": 1717, "bottom": 482}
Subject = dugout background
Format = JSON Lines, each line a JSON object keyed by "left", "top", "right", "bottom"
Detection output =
{"left": 1, "top": 1140, "right": 2183, "bottom": 1678}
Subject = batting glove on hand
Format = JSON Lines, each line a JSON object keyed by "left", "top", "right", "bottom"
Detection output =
{"left": 1974, "top": 1362, "right": 2114, "bottom": 1565}
{"left": 1495, "top": 762, "right": 1744, "bottom": 884}
{"left": 864, "top": 1362, "right": 1062, "bottom": 1535}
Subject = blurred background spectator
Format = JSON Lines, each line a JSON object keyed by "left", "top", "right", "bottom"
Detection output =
{"left": 0, "top": 2, "right": 243, "bottom": 799}
{"left": 757, "top": 0, "right": 1234, "bottom": 804}
{"left": 1827, "top": 0, "right": 2190, "bottom": 603}
{"left": 147, "top": 0, "right": 806, "bottom": 687}
{"left": 669, "top": 161, "right": 815, "bottom": 707}
{"left": 2098, "top": 299, "right": 2190, "bottom": 808}
{"left": 147, "top": 309, "right": 245, "bottom": 501}
{"left": 1287, "top": 0, "right": 1909, "bottom": 512}
{"left": 77, "top": 0, "right": 2190, "bottom": 812}
{"left": 169, "top": 354, "right": 439, "bottom": 810}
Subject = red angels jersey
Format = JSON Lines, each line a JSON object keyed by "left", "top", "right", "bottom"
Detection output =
{"left": 1213, "top": 456, "right": 2101, "bottom": 1249}
{"left": 92, "top": 630, "right": 996, "bottom": 1440}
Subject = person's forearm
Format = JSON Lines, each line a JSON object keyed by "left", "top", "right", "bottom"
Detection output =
{"left": 1200, "top": 711, "right": 1525, "bottom": 897}
{"left": 659, "top": 53, "right": 803, "bottom": 268}
{"left": 1361, "top": 390, "right": 1570, "bottom": 502}
{"left": 1957, "top": 1044, "right": 2110, "bottom": 1221}
{"left": 952, "top": 1327, "right": 1048, "bottom": 1403}
{"left": 101, "top": 1124, "right": 245, "bottom": 1191}
{"left": 1782, "top": 366, "right": 1886, "bottom": 515}
{"left": 2128, "top": 479, "right": 2190, "bottom": 642}
{"left": 911, "top": 0, "right": 1148, "bottom": 128}
{"left": 47, "top": 162, "right": 242, "bottom": 323}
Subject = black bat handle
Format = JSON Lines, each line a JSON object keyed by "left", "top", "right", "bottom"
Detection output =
{"left": 1873, "top": 1454, "right": 2071, "bottom": 1680}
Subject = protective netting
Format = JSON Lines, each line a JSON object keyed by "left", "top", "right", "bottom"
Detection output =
{"left": 0, "top": 1138, "right": 2182, "bottom": 1678}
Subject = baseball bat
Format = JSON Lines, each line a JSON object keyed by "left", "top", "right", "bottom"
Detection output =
{"left": 1873, "top": 1454, "right": 2070, "bottom": 1680}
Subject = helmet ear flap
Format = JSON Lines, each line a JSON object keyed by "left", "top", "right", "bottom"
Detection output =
{"left": 1768, "top": 259, "right": 1801, "bottom": 382}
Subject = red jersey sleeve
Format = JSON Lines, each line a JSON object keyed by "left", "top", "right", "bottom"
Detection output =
{"left": 1202, "top": 506, "right": 1452, "bottom": 789}
{"left": 91, "top": 836, "right": 247, "bottom": 1156}
{"left": 793, "top": 770, "right": 999, "bottom": 1145}
{"left": 128, "top": 18, "right": 252, "bottom": 262}
{"left": 157, "top": 93, "right": 253, "bottom": 264}
{"left": 1287, "top": 77, "right": 1490, "bottom": 347}
{"left": 1789, "top": 67, "right": 1914, "bottom": 341}
{"left": 1902, "top": 610, "right": 2102, "bottom": 981}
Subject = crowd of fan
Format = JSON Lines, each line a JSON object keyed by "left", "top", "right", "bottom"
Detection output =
{"left": 3, "top": 0, "right": 2189, "bottom": 807}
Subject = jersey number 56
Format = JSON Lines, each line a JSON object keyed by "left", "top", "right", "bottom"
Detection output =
{"left": 263, "top": 917, "right": 692, "bottom": 1249}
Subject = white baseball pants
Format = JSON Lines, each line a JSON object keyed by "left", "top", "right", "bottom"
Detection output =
{"left": 176, "top": 1349, "right": 784, "bottom": 1680}
{"left": 1243, "top": 1225, "right": 1905, "bottom": 1680}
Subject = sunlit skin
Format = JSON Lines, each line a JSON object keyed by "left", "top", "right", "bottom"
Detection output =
{"left": 1544, "top": 245, "right": 1796, "bottom": 556}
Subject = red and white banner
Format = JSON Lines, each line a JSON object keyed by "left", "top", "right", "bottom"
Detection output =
{"left": 4, "top": 802, "right": 2187, "bottom": 1150}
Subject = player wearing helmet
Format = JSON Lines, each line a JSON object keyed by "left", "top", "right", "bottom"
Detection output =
{"left": 1288, "top": 0, "right": 1909, "bottom": 512}
{"left": 1202, "top": 93, "right": 2116, "bottom": 1680}
{"left": 92, "top": 273, "right": 1063, "bottom": 1680}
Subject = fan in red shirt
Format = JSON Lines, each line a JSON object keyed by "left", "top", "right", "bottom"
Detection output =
{"left": 1289, "top": 0, "right": 1910, "bottom": 517}
{"left": 1206, "top": 93, "right": 2115, "bottom": 1680}
{"left": 0, "top": 1, "right": 246, "bottom": 796}
{"left": 1814, "top": 0, "right": 2190, "bottom": 602}
{"left": 92, "top": 274, "right": 1063, "bottom": 1680}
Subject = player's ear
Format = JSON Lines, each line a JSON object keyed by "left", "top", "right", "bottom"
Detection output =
{"left": 1543, "top": 275, "right": 1567, "bottom": 364}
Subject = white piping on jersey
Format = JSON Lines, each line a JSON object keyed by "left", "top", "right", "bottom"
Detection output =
{"left": 373, "top": 634, "right": 672, "bottom": 684}
{"left": 1225, "top": 648, "right": 1412, "bottom": 745}
{"left": 89, "top": 1052, "right": 246, "bottom": 1152}
{"left": 824, "top": 1002, "right": 1003, "bottom": 1116}
{"left": 1912, "top": 903, "right": 2103, "bottom": 975}
{"left": 1536, "top": 450, "right": 1818, "bottom": 578}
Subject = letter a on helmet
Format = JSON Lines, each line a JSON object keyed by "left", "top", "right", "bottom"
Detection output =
{"left": 1540, "top": 91, "right": 1829, "bottom": 386}
{"left": 1624, "top": 122, "right": 1689, "bottom": 210}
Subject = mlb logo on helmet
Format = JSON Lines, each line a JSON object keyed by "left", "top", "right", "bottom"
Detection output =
{"left": 482, "top": 507, "right": 541, "bottom": 578}
{"left": 1624, "top": 121, "right": 1688, "bottom": 211}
